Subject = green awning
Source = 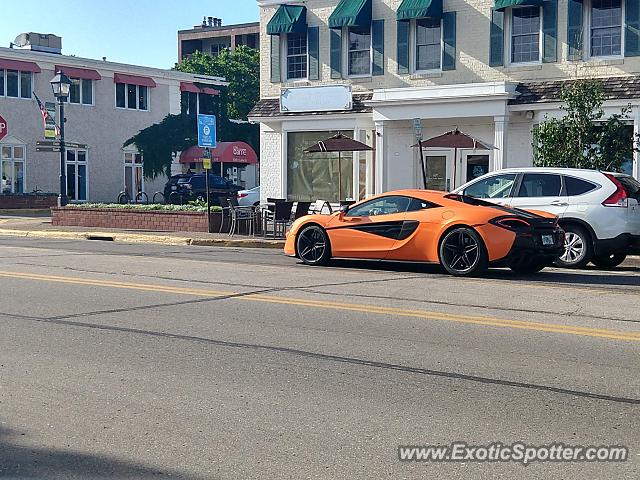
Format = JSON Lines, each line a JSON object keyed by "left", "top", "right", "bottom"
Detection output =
{"left": 396, "top": 0, "right": 443, "bottom": 21}
{"left": 328, "top": 0, "right": 372, "bottom": 29}
{"left": 266, "top": 4, "right": 307, "bottom": 35}
{"left": 494, "top": 0, "right": 544, "bottom": 11}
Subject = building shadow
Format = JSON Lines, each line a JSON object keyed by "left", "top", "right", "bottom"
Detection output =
{"left": 0, "top": 425, "right": 208, "bottom": 480}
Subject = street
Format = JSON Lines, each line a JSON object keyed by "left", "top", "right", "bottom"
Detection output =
{"left": 0, "top": 237, "right": 638, "bottom": 479}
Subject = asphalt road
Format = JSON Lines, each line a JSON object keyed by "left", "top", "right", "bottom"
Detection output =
{"left": 0, "top": 237, "right": 638, "bottom": 479}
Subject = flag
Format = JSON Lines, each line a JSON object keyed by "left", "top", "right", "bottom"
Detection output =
{"left": 33, "top": 92, "right": 60, "bottom": 138}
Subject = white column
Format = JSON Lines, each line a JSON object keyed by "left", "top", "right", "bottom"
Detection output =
{"left": 374, "top": 121, "right": 386, "bottom": 194}
{"left": 493, "top": 115, "right": 509, "bottom": 171}
{"left": 634, "top": 108, "right": 640, "bottom": 180}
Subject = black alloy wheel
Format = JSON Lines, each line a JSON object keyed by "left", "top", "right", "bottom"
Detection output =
{"left": 296, "top": 225, "right": 331, "bottom": 266}
{"left": 439, "top": 227, "right": 488, "bottom": 276}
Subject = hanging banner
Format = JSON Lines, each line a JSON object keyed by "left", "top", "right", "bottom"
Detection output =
{"left": 44, "top": 102, "right": 57, "bottom": 139}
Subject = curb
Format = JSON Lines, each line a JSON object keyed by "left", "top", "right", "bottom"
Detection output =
{"left": 0, "top": 228, "right": 285, "bottom": 249}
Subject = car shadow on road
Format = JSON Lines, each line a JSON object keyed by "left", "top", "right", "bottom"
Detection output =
{"left": 0, "top": 425, "right": 207, "bottom": 480}
{"left": 321, "top": 259, "right": 639, "bottom": 287}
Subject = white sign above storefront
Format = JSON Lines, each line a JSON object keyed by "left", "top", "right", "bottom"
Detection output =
{"left": 280, "top": 85, "right": 352, "bottom": 113}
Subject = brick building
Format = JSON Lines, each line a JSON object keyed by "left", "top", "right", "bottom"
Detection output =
{"left": 178, "top": 17, "right": 260, "bottom": 60}
{"left": 249, "top": 0, "right": 640, "bottom": 203}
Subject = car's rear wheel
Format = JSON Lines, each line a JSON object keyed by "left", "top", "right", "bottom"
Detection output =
{"left": 591, "top": 253, "right": 626, "bottom": 269}
{"left": 296, "top": 225, "right": 331, "bottom": 266}
{"left": 438, "top": 227, "right": 488, "bottom": 277}
{"left": 555, "top": 225, "right": 592, "bottom": 269}
{"left": 510, "top": 260, "right": 546, "bottom": 274}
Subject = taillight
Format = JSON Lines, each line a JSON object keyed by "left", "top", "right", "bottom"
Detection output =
{"left": 492, "top": 217, "right": 531, "bottom": 230}
{"left": 602, "top": 173, "right": 628, "bottom": 207}
{"left": 237, "top": 193, "right": 248, "bottom": 198}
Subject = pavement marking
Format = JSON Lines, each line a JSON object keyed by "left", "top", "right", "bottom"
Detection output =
{"left": 1, "top": 269, "right": 640, "bottom": 342}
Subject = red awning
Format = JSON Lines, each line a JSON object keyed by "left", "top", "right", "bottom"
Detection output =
{"left": 55, "top": 65, "right": 101, "bottom": 80}
{"left": 113, "top": 73, "right": 156, "bottom": 87}
{"left": 180, "top": 82, "right": 200, "bottom": 93}
{"left": 0, "top": 58, "right": 41, "bottom": 73}
{"left": 201, "top": 87, "right": 220, "bottom": 96}
{"left": 179, "top": 142, "right": 258, "bottom": 165}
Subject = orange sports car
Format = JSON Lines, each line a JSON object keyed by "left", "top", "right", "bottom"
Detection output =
{"left": 284, "top": 190, "right": 564, "bottom": 276}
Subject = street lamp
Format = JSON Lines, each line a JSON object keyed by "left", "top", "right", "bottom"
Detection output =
{"left": 50, "top": 71, "right": 72, "bottom": 206}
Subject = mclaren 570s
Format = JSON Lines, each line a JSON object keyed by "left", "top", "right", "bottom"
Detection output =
{"left": 284, "top": 190, "right": 565, "bottom": 276}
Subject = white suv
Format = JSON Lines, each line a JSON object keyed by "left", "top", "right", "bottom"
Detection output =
{"left": 454, "top": 168, "right": 640, "bottom": 268}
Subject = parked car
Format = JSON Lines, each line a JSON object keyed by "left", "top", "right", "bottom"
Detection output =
{"left": 237, "top": 186, "right": 260, "bottom": 207}
{"left": 164, "top": 174, "right": 242, "bottom": 205}
{"left": 285, "top": 190, "right": 564, "bottom": 277}
{"left": 454, "top": 168, "right": 640, "bottom": 269}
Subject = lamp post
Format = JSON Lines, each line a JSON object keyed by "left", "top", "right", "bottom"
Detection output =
{"left": 50, "top": 71, "right": 72, "bottom": 207}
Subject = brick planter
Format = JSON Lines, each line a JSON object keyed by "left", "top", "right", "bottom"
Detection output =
{"left": 51, "top": 207, "right": 228, "bottom": 233}
{"left": 0, "top": 194, "right": 58, "bottom": 209}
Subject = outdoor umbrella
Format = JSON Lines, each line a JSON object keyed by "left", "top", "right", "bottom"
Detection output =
{"left": 412, "top": 128, "right": 495, "bottom": 190}
{"left": 304, "top": 133, "right": 373, "bottom": 201}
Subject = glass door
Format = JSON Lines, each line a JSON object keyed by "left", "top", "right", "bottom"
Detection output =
{"left": 460, "top": 152, "right": 490, "bottom": 186}
{"left": 422, "top": 150, "right": 453, "bottom": 191}
{"left": 66, "top": 149, "right": 88, "bottom": 201}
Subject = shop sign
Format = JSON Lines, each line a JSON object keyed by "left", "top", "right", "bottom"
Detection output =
{"left": 0, "top": 115, "right": 7, "bottom": 141}
{"left": 280, "top": 85, "right": 352, "bottom": 113}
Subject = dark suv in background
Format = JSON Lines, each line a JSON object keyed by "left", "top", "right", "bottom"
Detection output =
{"left": 164, "top": 174, "right": 242, "bottom": 205}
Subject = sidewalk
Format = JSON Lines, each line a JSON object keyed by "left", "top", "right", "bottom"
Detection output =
{"left": 0, "top": 213, "right": 285, "bottom": 249}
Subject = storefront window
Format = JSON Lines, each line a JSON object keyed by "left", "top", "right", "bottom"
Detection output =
{"left": 287, "top": 131, "right": 353, "bottom": 202}
{"left": 124, "top": 152, "right": 144, "bottom": 198}
{"left": 1, "top": 145, "right": 25, "bottom": 194}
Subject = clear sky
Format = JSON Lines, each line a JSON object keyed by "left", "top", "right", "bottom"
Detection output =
{"left": 0, "top": 0, "right": 259, "bottom": 69}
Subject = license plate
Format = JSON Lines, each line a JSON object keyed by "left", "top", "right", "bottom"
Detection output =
{"left": 541, "top": 234, "right": 554, "bottom": 246}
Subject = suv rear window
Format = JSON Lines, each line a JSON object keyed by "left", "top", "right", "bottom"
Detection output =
{"left": 564, "top": 176, "right": 597, "bottom": 196}
{"left": 617, "top": 175, "right": 640, "bottom": 201}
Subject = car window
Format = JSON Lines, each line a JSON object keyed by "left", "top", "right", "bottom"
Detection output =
{"left": 190, "top": 177, "right": 205, "bottom": 188}
{"left": 346, "top": 196, "right": 410, "bottom": 217}
{"left": 210, "top": 176, "right": 227, "bottom": 186}
{"left": 564, "top": 176, "right": 597, "bottom": 196}
{"left": 463, "top": 174, "right": 517, "bottom": 199}
{"left": 516, "top": 173, "right": 561, "bottom": 197}
{"left": 406, "top": 197, "right": 435, "bottom": 212}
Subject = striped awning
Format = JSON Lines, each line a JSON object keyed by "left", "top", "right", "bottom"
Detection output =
{"left": 396, "top": 0, "right": 443, "bottom": 21}
{"left": 494, "top": 0, "right": 544, "bottom": 11}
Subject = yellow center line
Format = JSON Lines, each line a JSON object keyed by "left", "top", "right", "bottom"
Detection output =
{"left": 0, "top": 270, "right": 639, "bottom": 342}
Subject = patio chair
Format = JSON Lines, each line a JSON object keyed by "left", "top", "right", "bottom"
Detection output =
{"left": 310, "top": 199, "right": 332, "bottom": 214}
{"left": 228, "top": 196, "right": 257, "bottom": 236}
{"left": 293, "top": 201, "right": 312, "bottom": 220}
{"left": 218, "top": 197, "right": 233, "bottom": 234}
{"left": 263, "top": 200, "right": 294, "bottom": 239}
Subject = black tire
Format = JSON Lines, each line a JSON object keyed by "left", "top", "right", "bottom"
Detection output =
{"left": 591, "top": 253, "right": 627, "bottom": 269}
{"left": 555, "top": 225, "right": 593, "bottom": 269}
{"left": 296, "top": 225, "right": 331, "bottom": 266}
{"left": 510, "top": 260, "right": 546, "bottom": 274}
{"left": 438, "top": 227, "right": 488, "bottom": 277}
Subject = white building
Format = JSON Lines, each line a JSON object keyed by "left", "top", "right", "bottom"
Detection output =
{"left": 249, "top": 0, "right": 640, "bottom": 203}
{"left": 0, "top": 33, "right": 225, "bottom": 202}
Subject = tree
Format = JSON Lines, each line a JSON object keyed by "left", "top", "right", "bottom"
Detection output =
{"left": 175, "top": 47, "right": 260, "bottom": 121}
{"left": 532, "top": 79, "right": 638, "bottom": 171}
{"left": 124, "top": 46, "right": 260, "bottom": 180}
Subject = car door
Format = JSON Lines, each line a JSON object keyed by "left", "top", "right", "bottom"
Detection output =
{"left": 326, "top": 195, "right": 410, "bottom": 259}
{"left": 461, "top": 173, "right": 518, "bottom": 204}
{"left": 509, "top": 173, "right": 569, "bottom": 217}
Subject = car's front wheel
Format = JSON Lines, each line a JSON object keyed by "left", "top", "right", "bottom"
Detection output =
{"left": 555, "top": 225, "right": 592, "bottom": 269}
{"left": 296, "top": 225, "right": 331, "bottom": 266}
{"left": 438, "top": 227, "right": 488, "bottom": 276}
{"left": 591, "top": 253, "right": 626, "bottom": 269}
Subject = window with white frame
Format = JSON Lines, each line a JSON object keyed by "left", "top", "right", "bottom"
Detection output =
{"left": 66, "top": 78, "right": 93, "bottom": 105}
{"left": 510, "top": 6, "right": 541, "bottom": 63}
{"left": 590, "top": 0, "right": 623, "bottom": 57}
{"left": 66, "top": 148, "right": 88, "bottom": 201}
{"left": 115, "top": 83, "right": 148, "bottom": 110}
{"left": 347, "top": 26, "right": 371, "bottom": 76}
{"left": 286, "top": 33, "right": 308, "bottom": 79}
{"left": 0, "top": 69, "right": 32, "bottom": 99}
{"left": 415, "top": 18, "right": 442, "bottom": 71}
{"left": 1, "top": 145, "right": 25, "bottom": 194}
{"left": 124, "top": 152, "right": 144, "bottom": 198}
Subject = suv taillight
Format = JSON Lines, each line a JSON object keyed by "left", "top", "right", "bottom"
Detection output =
{"left": 602, "top": 173, "right": 628, "bottom": 207}
{"left": 237, "top": 193, "right": 248, "bottom": 198}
